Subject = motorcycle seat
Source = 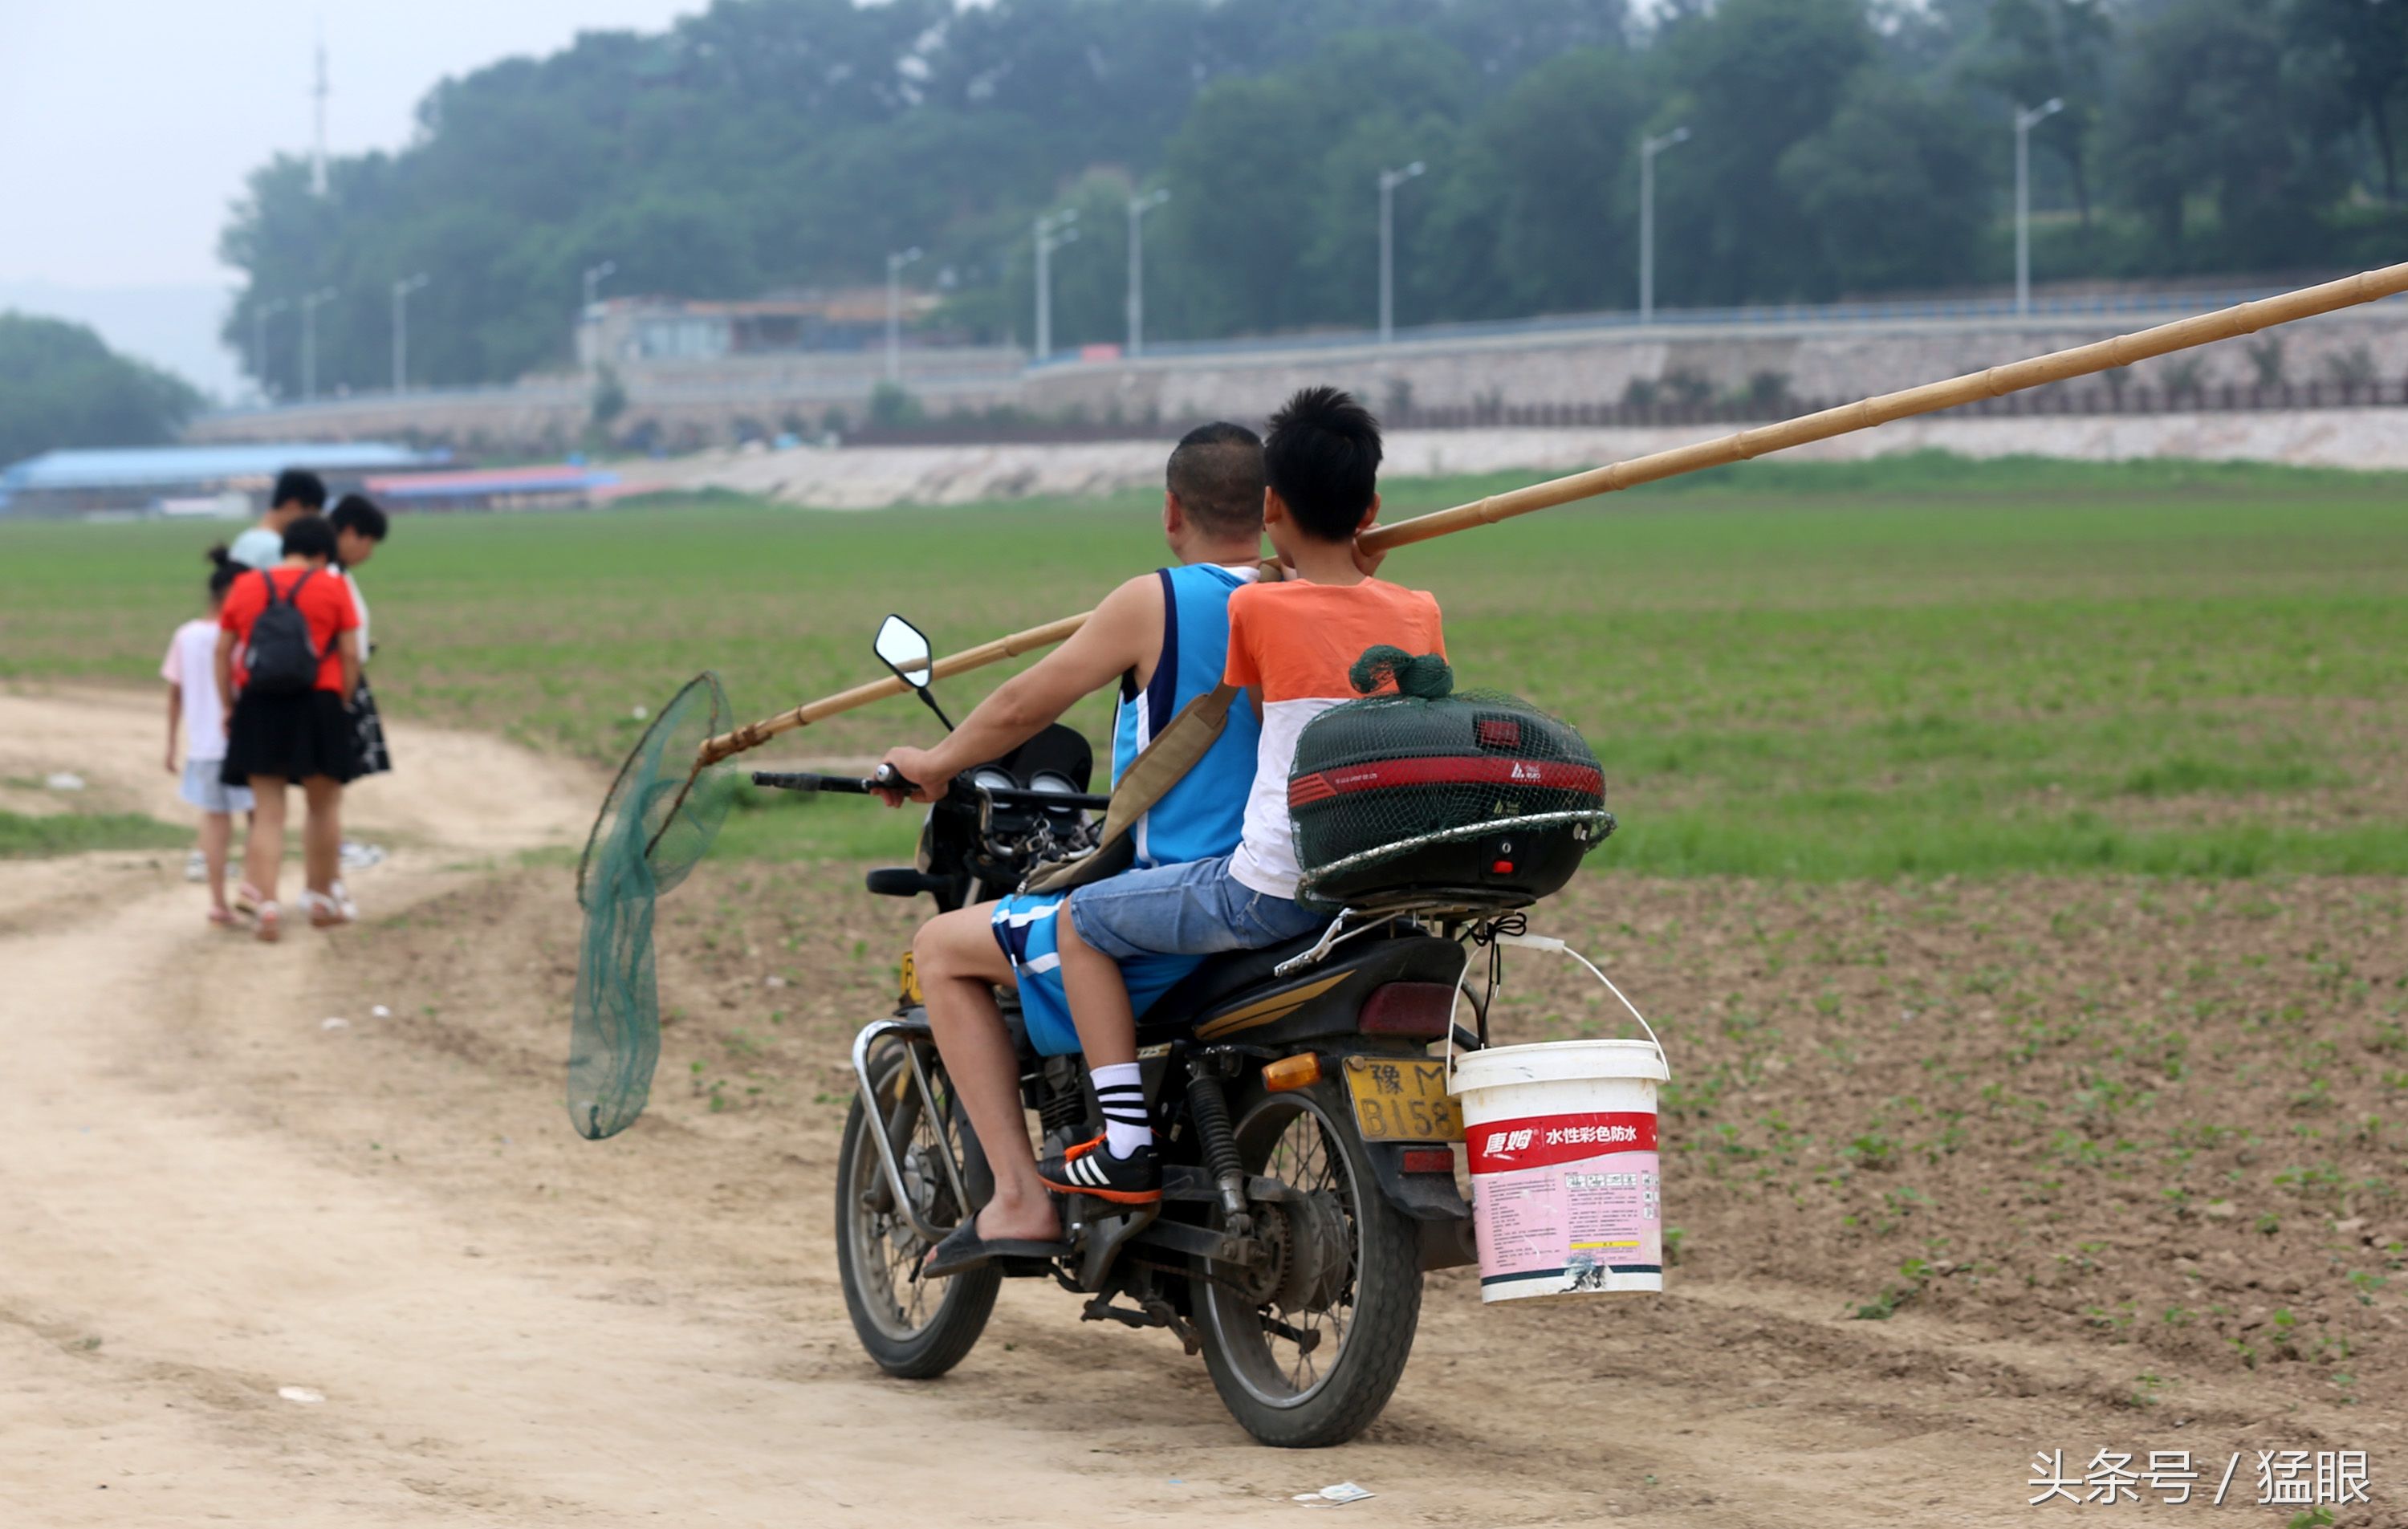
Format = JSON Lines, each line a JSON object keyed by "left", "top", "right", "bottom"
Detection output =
{"left": 1140, "top": 927, "right": 1339, "bottom": 1025}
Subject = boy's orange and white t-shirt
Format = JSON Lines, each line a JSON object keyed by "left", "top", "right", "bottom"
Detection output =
{"left": 1222, "top": 576, "right": 1446, "bottom": 900}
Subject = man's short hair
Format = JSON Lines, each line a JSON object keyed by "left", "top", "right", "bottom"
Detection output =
{"left": 281, "top": 514, "right": 337, "bottom": 560}
{"left": 1165, "top": 421, "right": 1265, "bottom": 540}
{"left": 329, "top": 494, "right": 388, "bottom": 542}
{"left": 273, "top": 469, "right": 327, "bottom": 511}
{"left": 1263, "top": 386, "right": 1382, "bottom": 542}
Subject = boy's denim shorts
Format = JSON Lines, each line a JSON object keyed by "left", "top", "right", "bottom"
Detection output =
{"left": 1065, "top": 853, "right": 1325, "bottom": 962}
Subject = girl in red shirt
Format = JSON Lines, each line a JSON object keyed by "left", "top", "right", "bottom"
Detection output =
{"left": 213, "top": 514, "right": 362, "bottom": 941}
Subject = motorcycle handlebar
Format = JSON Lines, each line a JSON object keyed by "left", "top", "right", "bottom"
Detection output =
{"left": 752, "top": 767, "right": 1110, "bottom": 811}
{"left": 750, "top": 771, "right": 875, "bottom": 795}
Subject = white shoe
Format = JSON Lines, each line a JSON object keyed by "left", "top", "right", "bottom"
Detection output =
{"left": 302, "top": 889, "right": 354, "bottom": 929}
{"left": 185, "top": 848, "right": 208, "bottom": 883}
{"left": 332, "top": 879, "right": 360, "bottom": 921}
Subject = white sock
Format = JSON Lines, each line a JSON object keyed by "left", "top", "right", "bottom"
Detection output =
{"left": 1092, "top": 1062, "right": 1151, "bottom": 1158}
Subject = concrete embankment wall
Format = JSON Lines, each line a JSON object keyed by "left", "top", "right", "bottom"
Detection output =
{"left": 617, "top": 409, "right": 2408, "bottom": 511}
{"left": 186, "top": 303, "right": 2408, "bottom": 457}
{"left": 1023, "top": 306, "right": 2408, "bottom": 423}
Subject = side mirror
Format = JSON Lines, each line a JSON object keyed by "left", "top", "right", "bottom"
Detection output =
{"left": 874, "top": 614, "right": 933, "bottom": 689}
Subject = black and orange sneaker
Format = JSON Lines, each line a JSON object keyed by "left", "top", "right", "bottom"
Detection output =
{"left": 1038, "top": 1134, "right": 1162, "bottom": 1205}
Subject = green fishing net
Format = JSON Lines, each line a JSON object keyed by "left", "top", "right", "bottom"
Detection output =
{"left": 570, "top": 672, "right": 739, "bottom": 1140}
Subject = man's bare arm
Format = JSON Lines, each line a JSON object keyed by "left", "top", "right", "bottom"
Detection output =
{"left": 876, "top": 573, "right": 1162, "bottom": 803}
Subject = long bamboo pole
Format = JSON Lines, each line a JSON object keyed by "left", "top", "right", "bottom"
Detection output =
{"left": 698, "top": 260, "right": 2408, "bottom": 767}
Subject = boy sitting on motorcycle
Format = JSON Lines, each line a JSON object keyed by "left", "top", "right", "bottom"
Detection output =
{"left": 1042, "top": 385, "right": 1446, "bottom": 1204}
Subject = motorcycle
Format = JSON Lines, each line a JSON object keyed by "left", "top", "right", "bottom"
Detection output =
{"left": 765, "top": 616, "right": 1485, "bottom": 1448}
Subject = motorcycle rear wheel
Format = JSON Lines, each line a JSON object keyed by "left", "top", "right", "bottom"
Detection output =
{"left": 833, "top": 1048, "right": 1002, "bottom": 1379}
{"left": 1192, "top": 1080, "right": 1423, "bottom": 1448}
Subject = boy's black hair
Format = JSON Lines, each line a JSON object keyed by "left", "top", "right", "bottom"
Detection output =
{"left": 329, "top": 493, "right": 388, "bottom": 542}
{"left": 205, "top": 543, "right": 242, "bottom": 599}
{"left": 1165, "top": 421, "right": 1265, "bottom": 540}
{"left": 1262, "top": 386, "right": 1381, "bottom": 543}
{"left": 281, "top": 514, "right": 338, "bottom": 560}
{"left": 273, "top": 468, "right": 327, "bottom": 510}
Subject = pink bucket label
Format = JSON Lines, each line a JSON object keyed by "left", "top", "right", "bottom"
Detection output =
{"left": 1467, "top": 1111, "right": 1662, "bottom": 1290}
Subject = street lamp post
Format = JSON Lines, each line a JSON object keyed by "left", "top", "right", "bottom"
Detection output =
{"left": 252, "top": 298, "right": 288, "bottom": 404}
{"left": 1377, "top": 161, "right": 1425, "bottom": 345}
{"left": 1126, "top": 188, "right": 1169, "bottom": 357}
{"left": 299, "top": 287, "right": 337, "bottom": 404}
{"left": 885, "top": 247, "right": 923, "bottom": 383}
{"left": 582, "top": 259, "right": 616, "bottom": 312}
{"left": 1638, "top": 125, "right": 1691, "bottom": 326}
{"left": 2014, "top": 99, "right": 2065, "bottom": 317}
{"left": 390, "top": 273, "right": 429, "bottom": 393}
{"left": 1033, "top": 209, "right": 1080, "bottom": 362}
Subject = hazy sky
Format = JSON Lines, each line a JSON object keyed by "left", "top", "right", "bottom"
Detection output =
{"left": 0, "top": 1, "right": 705, "bottom": 391}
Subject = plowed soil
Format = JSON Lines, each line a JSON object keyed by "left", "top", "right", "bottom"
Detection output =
{"left": 5, "top": 688, "right": 2403, "bottom": 1527}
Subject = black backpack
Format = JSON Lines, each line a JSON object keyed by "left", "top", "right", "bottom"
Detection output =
{"left": 242, "top": 569, "right": 323, "bottom": 696}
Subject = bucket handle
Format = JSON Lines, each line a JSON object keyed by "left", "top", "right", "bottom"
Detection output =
{"left": 1446, "top": 931, "right": 1668, "bottom": 1082}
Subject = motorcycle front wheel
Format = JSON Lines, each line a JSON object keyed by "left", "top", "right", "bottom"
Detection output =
{"left": 1192, "top": 1080, "right": 1424, "bottom": 1448}
{"left": 832, "top": 1046, "right": 1002, "bottom": 1379}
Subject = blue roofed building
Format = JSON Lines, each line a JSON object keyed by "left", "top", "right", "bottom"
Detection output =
{"left": 0, "top": 442, "right": 447, "bottom": 518}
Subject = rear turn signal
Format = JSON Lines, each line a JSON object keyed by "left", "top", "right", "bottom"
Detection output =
{"left": 1262, "top": 1054, "right": 1323, "bottom": 1093}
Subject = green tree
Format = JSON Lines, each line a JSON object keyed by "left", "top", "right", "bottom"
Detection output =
{"left": 1780, "top": 72, "right": 1993, "bottom": 293}
{"left": 0, "top": 313, "right": 203, "bottom": 466}
{"left": 1654, "top": 0, "right": 1878, "bottom": 303}
{"left": 2104, "top": 0, "right": 2341, "bottom": 263}
{"left": 1443, "top": 47, "right": 1657, "bottom": 318}
{"left": 2282, "top": 0, "right": 2408, "bottom": 204}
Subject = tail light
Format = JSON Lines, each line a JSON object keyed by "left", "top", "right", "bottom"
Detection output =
{"left": 1400, "top": 1147, "right": 1457, "bottom": 1175}
{"left": 1357, "top": 982, "right": 1458, "bottom": 1039}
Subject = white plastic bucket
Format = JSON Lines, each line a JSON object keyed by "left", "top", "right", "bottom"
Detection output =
{"left": 1450, "top": 1039, "right": 1670, "bottom": 1303}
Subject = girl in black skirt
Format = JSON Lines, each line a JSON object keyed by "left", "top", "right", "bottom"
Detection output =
{"left": 214, "top": 514, "right": 362, "bottom": 942}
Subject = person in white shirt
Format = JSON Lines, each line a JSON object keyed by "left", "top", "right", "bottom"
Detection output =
{"left": 229, "top": 468, "right": 327, "bottom": 569}
{"left": 164, "top": 547, "right": 255, "bottom": 925}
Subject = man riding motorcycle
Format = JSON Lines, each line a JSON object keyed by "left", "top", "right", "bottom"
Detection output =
{"left": 874, "top": 421, "right": 1270, "bottom": 1271}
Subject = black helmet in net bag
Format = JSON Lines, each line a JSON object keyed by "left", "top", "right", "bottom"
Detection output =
{"left": 1287, "top": 646, "right": 1615, "bottom": 911}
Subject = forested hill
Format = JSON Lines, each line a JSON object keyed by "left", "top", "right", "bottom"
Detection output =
{"left": 222, "top": 0, "right": 2408, "bottom": 395}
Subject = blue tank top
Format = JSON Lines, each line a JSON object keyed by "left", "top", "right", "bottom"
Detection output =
{"left": 1111, "top": 563, "right": 1263, "bottom": 868}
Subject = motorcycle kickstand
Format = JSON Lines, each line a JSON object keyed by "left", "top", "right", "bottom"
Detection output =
{"left": 1079, "top": 1291, "right": 1202, "bottom": 1356}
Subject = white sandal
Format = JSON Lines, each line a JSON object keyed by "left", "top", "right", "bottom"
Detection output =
{"left": 301, "top": 889, "right": 353, "bottom": 929}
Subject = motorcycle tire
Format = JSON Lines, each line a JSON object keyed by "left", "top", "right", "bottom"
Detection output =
{"left": 1192, "top": 1079, "right": 1424, "bottom": 1448}
{"left": 832, "top": 1051, "right": 1002, "bottom": 1380}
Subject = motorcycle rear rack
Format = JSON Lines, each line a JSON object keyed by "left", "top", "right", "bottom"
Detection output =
{"left": 851, "top": 1016, "right": 974, "bottom": 1245}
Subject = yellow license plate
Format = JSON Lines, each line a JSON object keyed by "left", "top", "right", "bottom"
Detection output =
{"left": 1343, "top": 1057, "right": 1465, "bottom": 1143}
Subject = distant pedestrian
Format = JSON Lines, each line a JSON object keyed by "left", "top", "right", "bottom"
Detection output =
{"left": 164, "top": 545, "right": 254, "bottom": 926}
{"left": 214, "top": 513, "right": 362, "bottom": 942}
{"left": 229, "top": 468, "right": 327, "bottom": 570}
{"left": 329, "top": 493, "right": 392, "bottom": 880}
{"left": 328, "top": 494, "right": 391, "bottom": 778}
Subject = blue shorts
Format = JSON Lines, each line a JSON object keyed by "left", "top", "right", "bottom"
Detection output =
{"left": 1066, "top": 853, "right": 1324, "bottom": 962}
{"left": 180, "top": 758, "right": 254, "bottom": 815}
{"left": 990, "top": 893, "right": 1203, "bottom": 1057}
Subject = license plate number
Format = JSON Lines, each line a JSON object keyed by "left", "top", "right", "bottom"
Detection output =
{"left": 1344, "top": 1057, "right": 1464, "bottom": 1143}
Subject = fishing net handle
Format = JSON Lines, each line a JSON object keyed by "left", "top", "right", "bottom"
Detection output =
{"left": 698, "top": 260, "right": 2408, "bottom": 758}
{"left": 696, "top": 611, "right": 1092, "bottom": 765}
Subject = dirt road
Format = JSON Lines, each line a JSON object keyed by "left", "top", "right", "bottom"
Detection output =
{"left": 2, "top": 688, "right": 2389, "bottom": 1527}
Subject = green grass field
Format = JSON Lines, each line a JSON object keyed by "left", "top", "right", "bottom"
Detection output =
{"left": 6, "top": 451, "right": 2406, "bottom": 876}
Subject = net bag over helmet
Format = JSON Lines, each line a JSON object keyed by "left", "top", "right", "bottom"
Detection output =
{"left": 1288, "top": 647, "right": 1614, "bottom": 911}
